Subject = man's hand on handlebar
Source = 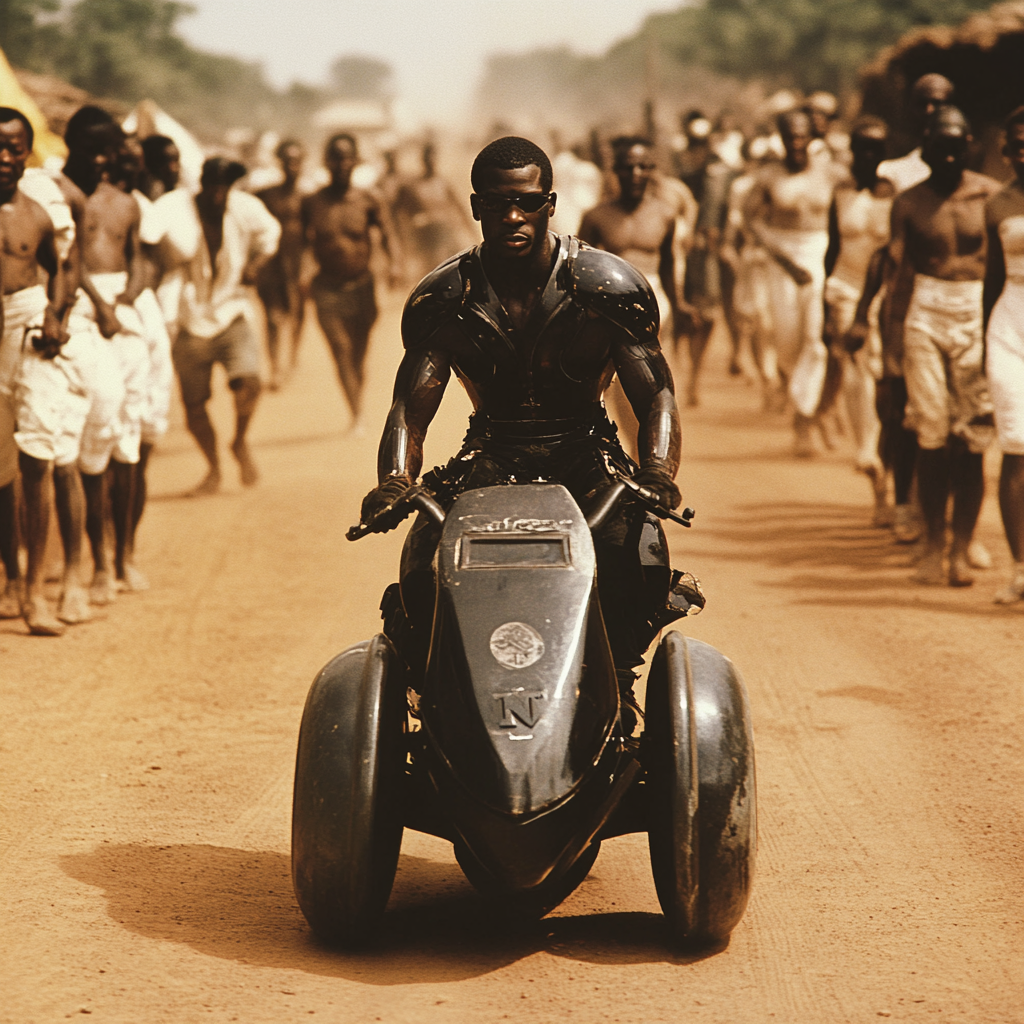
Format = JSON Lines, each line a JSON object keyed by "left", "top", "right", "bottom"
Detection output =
{"left": 632, "top": 466, "right": 682, "bottom": 511}
{"left": 360, "top": 475, "right": 413, "bottom": 525}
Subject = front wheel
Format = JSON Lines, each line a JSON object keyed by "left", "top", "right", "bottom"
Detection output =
{"left": 645, "top": 631, "right": 756, "bottom": 947}
{"left": 291, "top": 634, "right": 407, "bottom": 947}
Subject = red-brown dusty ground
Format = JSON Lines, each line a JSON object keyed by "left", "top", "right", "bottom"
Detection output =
{"left": 2, "top": 292, "right": 1021, "bottom": 1023}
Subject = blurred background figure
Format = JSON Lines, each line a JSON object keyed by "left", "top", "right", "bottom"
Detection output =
{"left": 255, "top": 139, "right": 308, "bottom": 390}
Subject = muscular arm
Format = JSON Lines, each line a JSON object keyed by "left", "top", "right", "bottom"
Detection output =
{"left": 376, "top": 347, "right": 452, "bottom": 483}
{"left": 983, "top": 219, "right": 1006, "bottom": 336}
{"left": 824, "top": 196, "right": 841, "bottom": 278}
{"left": 576, "top": 210, "right": 602, "bottom": 248}
{"left": 613, "top": 334, "right": 681, "bottom": 476}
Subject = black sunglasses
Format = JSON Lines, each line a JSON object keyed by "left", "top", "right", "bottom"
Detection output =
{"left": 473, "top": 192, "right": 554, "bottom": 214}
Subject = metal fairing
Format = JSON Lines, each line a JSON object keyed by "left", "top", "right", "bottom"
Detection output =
{"left": 419, "top": 485, "right": 622, "bottom": 885}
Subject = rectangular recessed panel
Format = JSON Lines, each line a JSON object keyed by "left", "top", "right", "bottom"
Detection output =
{"left": 461, "top": 535, "right": 569, "bottom": 568}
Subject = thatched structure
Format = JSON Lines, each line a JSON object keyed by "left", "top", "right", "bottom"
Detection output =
{"left": 860, "top": 2, "right": 1024, "bottom": 179}
{"left": 12, "top": 67, "right": 125, "bottom": 141}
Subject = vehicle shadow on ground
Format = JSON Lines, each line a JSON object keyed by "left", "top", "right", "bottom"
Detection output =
{"left": 696, "top": 500, "right": 1017, "bottom": 616}
{"left": 61, "top": 843, "right": 713, "bottom": 983}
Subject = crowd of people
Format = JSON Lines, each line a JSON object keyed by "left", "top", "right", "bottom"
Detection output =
{"left": 0, "top": 69, "right": 1022, "bottom": 638}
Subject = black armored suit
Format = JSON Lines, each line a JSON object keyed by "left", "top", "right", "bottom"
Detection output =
{"left": 388, "top": 235, "right": 683, "bottom": 689}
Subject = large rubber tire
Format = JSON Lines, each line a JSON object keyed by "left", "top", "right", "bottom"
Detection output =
{"left": 645, "top": 631, "right": 756, "bottom": 947}
{"left": 291, "top": 634, "right": 407, "bottom": 947}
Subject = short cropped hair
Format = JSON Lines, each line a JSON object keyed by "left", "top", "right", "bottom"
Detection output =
{"left": 276, "top": 138, "right": 303, "bottom": 161}
{"left": 83, "top": 121, "right": 125, "bottom": 157}
{"left": 1005, "top": 105, "right": 1024, "bottom": 133}
{"left": 65, "top": 105, "right": 113, "bottom": 149}
{"left": 611, "top": 134, "right": 653, "bottom": 155}
{"left": 141, "top": 134, "right": 175, "bottom": 173}
{"left": 471, "top": 136, "right": 553, "bottom": 192}
{"left": 0, "top": 106, "right": 33, "bottom": 149}
{"left": 201, "top": 156, "right": 246, "bottom": 189}
{"left": 851, "top": 115, "right": 889, "bottom": 139}
{"left": 326, "top": 132, "right": 357, "bottom": 157}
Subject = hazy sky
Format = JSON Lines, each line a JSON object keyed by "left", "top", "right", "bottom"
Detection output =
{"left": 179, "top": 0, "right": 679, "bottom": 124}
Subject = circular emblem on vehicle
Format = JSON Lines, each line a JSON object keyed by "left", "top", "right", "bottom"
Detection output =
{"left": 489, "top": 622, "right": 545, "bottom": 670}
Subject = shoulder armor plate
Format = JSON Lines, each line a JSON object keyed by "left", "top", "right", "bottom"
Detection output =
{"left": 401, "top": 248, "right": 472, "bottom": 348}
{"left": 568, "top": 239, "right": 660, "bottom": 343}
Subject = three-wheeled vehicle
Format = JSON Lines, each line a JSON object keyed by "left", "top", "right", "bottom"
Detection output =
{"left": 292, "top": 478, "right": 755, "bottom": 948}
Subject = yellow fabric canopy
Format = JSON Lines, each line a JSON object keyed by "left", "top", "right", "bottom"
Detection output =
{"left": 0, "top": 47, "right": 67, "bottom": 166}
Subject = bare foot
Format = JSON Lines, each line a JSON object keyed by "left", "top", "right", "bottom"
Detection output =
{"left": 912, "top": 549, "right": 945, "bottom": 585}
{"left": 966, "top": 540, "right": 992, "bottom": 570}
{"left": 871, "top": 503, "right": 895, "bottom": 528}
{"left": 90, "top": 570, "right": 118, "bottom": 607}
{"left": 119, "top": 564, "right": 150, "bottom": 592}
{"left": 187, "top": 469, "right": 221, "bottom": 497}
{"left": 24, "top": 593, "right": 65, "bottom": 636}
{"left": 231, "top": 440, "right": 259, "bottom": 487}
{"left": 58, "top": 583, "right": 92, "bottom": 624}
{"left": 892, "top": 504, "right": 922, "bottom": 545}
{"left": 993, "top": 564, "right": 1024, "bottom": 605}
{"left": 948, "top": 548, "right": 975, "bottom": 588}
{"left": 0, "top": 579, "right": 23, "bottom": 619}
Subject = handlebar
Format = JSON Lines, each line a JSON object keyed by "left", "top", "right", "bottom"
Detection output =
{"left": 346, "top": 484, "right": 445, "bottom": 542}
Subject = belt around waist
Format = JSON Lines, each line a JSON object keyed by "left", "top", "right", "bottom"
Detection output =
{"left": 475, "top": 410, "right": 609, "bottom": 442}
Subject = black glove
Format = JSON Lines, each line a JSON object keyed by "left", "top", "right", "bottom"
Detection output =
{"left": 360, "top": 476, "right": 412, "bottom": 524}
{"left": 632, "top": 466, "right": 682, "bottom": 510}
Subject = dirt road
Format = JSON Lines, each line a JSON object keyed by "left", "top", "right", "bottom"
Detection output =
{"left": 2, "top": 291, "right": 1021, "bottom": 1024}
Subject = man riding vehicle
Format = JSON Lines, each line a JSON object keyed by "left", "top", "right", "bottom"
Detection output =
{"left": 357, "top": 136, "right": 690, "bottom": 726}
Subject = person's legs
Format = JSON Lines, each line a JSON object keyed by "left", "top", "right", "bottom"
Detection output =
{"left": 19, "top": 451, "right": 63, "bottom": 635}
{"left": 228, "top": 375, "right": 261, "bottom": 487}
{"left": 913, "top": 444, "right": 950, "bottom": 584}
{"left": 947, "top": 438, "right": 985, "bottom": 587}
{"left": 994, "top": 454, "right": 1024, "bottom": 602}
{"left": 53, "top": 463, "right": 90, "bottom": 622}
{"left": 184, "top": 402, "right": 220, "bottom": 494}
{"left": 313, "top": 284, "right": 365, "bottom": 426}
{"left": 174, "top": 331, "right": 219, "bottom": 494}
{"left": 81, "top": 468, "right": 117, "bottom": 604}
{"left": 121, "top": 440, "right": 153, "bottom": 590}
{"left": 109, "top": 458, "right": 145, "bottom": 589}
{"left": 0, "top": 479, "right": 21, "bottom": 616}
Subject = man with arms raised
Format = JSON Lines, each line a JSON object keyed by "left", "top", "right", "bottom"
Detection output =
{"left": 358, "top": 137, "right": 683, "bottom": 723}
{"left": 0, "top": 107, "right": 90, "bottom": 634}
{"left": 303, "top": 133, "right": 402, "bottom": 433}
{"left": 889, "top": 107, "right": 1000, "bottom": 586}
{"left": 256, "top": 139, "right": 307, "bottom": 390}
{"left": 744, "top": 108, "right": 845, "bottom": 454}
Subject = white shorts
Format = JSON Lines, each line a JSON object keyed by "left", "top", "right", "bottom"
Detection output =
{"left": 134, "top": 288, "right": 174, "bottom": 444}
{"left": 986, "top": 279, "right": 1024, "bottom": 455}
{"left": 903, "top": 275, "right": 994, "bottom": 453}
{"left": 69, "top": 274, "right": 149, "bottom": 467}
{"left": 1, "top": 286, "right": 89, "bottom": 471}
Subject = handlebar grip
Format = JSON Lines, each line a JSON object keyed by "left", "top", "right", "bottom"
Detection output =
{"left": 586, "top": 481, "right": 628, "bottom": 531}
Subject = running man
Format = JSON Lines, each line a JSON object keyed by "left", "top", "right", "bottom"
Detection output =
{"left": 256, "top": 139, "right": 307, "bottom": 389}
{"left": 172, "top": 158, "right": 280, "bottom": 494}
{"left": 303, "top": 133, "right": 402, "bottom": 433}
{"left": 744, "top": 108, "right": 846, "bottom": 454}
{"left": 820, "top": 117, "right": 895, "bottom": 524}
{"left": 889, "top": 107, "right": 1001, "bottom": 586}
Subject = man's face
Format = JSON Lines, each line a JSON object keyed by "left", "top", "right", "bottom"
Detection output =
{"left": 471, "top": 163, "right": 552, "bottom": 261}
{"left": 162, "top": 144, "right": 181, "bottom": 189}
{"left": 911, "top": 78, "right": 954, "bottom": 132}
{"left": 279, "top": 144, "right": 304, "bottom": 182}
{"left": 780, "top": 114, "right": 812, "bottom": 169}
{"left": 1005, "top": 123, "right": 1024, "bottom": 185}
{"left": 614, "top": 145, "right": 654, "bottom": 203}
{"left": 326, "top": 140, "right": 357, "bottom": 183}
{"left": 0, "top": 119, "right": 29, "bottom": 192}
{"left": 121, "top": 136, "right": 143, "bottom": 187}
{"left": 851, "top": 131, "right": 886, "bottom": 181}
{"left": 923, "top": 123, "right": 970, "bottom": 177}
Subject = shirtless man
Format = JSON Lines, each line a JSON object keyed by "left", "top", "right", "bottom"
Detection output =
{"left": 393, "top": 142, "right": 475, "bottom": 281}
{"left": 256, "top": 139, "right": 307, "bottom": 389}
{"left": 303, "top": 134, "right": 402, "bottom": 432}
{"left": 141, "top": 135, "right": 180, "bottom": 201}
{"left": 982, "top": 107, "right": 1024, "bottom": 603}
{"left": 820, "top": 117, "right": 895, "bottom": 523}
{"left": 579, "top": 137, "right": 700, "bottom": 418}
{"left": 889, "top": 107, "right": 1001, "bottom": 586}
{"left": 67, "top": 121, "right": 151, "bottom": 601}
{"left": 0, "top": 108, "right": 87, "bottom": 635}
{"left": 744, "top": 108, "right": 846, "bottom": 454}
{"left": 878, "top": 75, "right": 955, "bottom": 194}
